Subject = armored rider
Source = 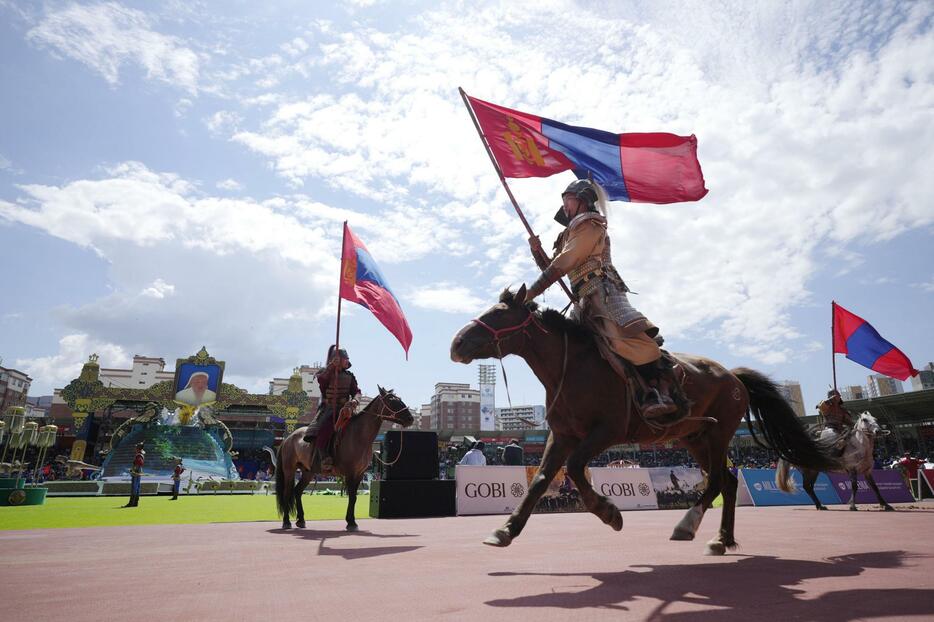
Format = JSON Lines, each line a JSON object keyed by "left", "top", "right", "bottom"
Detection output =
{"left": 524, "top": 179, "right": 679, "bottom": 420}
{"left": 302, "top": 345, "right": 361, "bottom": 471}
{"left": 817, "top": 389, "right": 855, "bottom": 434}
{"left": 124, "top": 441, "right": 145, "bottom": 508}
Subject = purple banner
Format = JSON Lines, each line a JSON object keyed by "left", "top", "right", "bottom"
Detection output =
{"left": 828, "top": 469, "right": 915, "bottom": 504}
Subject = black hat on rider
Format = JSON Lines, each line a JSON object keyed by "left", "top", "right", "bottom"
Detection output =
{"left": 326, "top": 345, "right": 350, "bottom": 367}
{"left": 554, "top": 178, "right": 599, "bottom": 225}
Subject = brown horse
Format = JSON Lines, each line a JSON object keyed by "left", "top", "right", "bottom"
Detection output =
{"left": 450, "top": 287, "right": 840, "bottom": 555}
{"left": 273, "top": 387, "right": 414, "bottom": 530}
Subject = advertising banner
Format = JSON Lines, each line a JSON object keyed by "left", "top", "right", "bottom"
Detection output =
{"left": 455, "top": 466, "right": 528, "bottom": 515}
{"left": 919, "top": 470, "right": 934, "bottom": 500}
{"left": 590, "top": 468, "right": 658, "bottom": 510}
{"left": 739, "top": 469, "right": 840, "bottom": 506}
{"left": 526, "top": 466, "right": 589, "bottom": 514}
{"left": 648, "top": 467, "right": 706, "bottom": 509}
{"left": 827, "top": 470, "right": 915, "bottom": 504}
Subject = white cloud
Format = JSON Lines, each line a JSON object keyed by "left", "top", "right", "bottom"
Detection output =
{"left": 408, "top": 283, "right": 484, "bottom": 313}
{"left": 15, "top": 334, "right": 131, "bottom": 393}
{"left": 216, "top": 178, "right": 243, "bottom": 191}
{"left": 912, "top": 278, "right": 934, "bottom": 293}
{"left": 140, "top": 278, "right": 175, "bottom": 298}
{"left": 205, "top": 110, "right": 242, "bottom": 135}
{"left": 220, "top": 1, "right": 934, "bottom": 365}
{"left": 27, "top": 2, "right": 202, "bottom": 94}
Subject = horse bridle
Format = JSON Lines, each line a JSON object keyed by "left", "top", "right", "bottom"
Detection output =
{"left": 371, "top": 395, "right": 410, "bottom": 425}
{"left": 470, "top": 305, "right": 564, "bottom": 411}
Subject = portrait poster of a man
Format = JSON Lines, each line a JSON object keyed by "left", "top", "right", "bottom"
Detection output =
{"left": 174, "top": 365, "right": 219, "bottom": 406}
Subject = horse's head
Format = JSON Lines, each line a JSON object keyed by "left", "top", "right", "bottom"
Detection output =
{"left": 373, "top": 385, "right": 415, "bottom": 427}
{"left": 855, "top": 411, "right": 889, "bottom": 437}
{"left": 450, "top": 286, "right": 543, "bottom": 364}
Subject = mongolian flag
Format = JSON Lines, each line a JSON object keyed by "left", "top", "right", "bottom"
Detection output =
{"left": 465, "top": 93, "right": 708, "bottom": 203}
{"left": 340, "top": 222, "right": 412, "bottom": 356}
{"left": 832, "top": 301, "right": 918, "bottom": 381}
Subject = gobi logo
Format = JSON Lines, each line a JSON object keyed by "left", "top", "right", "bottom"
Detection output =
{"left": 638, "top": 483, "right": 650, "bottom": 496}
{"left": 838, "top": 482, "right": 847, "bottom": 490}
{"left": 600, "top": 482, "right": 635, "bottom": 497}
{"left": 465, "top": 482, "right": 506, "bottom": 498}
{"left": 510, "top": 483, "right": 525, "bottom": 498}
{"left": 753, "top": 482, "right": 763, "bottom": 491}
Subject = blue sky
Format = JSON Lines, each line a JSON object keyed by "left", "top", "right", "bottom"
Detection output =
{"left": 1, "top": 1, "right": 931, "bottom": 416}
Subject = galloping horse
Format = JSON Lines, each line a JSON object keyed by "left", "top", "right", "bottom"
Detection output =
{"left": 777, "top": 412, "right": 895, "bottom": 512}
{"left": 272, "top": 387, "right": 413, "bottom": 530}
{"left": 450, "top": 288, "right": 841, "bottom": 555}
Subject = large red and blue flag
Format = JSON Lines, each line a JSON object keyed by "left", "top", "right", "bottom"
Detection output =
{"left": 340, "top": 223, "right": 412, "bottom": 356}
{"left": 832, "top": 301, "right": 917, "bottom": 381}
{"left": 466, "top": 94, "right": 707, "bottom": 204}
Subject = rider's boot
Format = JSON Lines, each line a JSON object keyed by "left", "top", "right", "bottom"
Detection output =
{"left": 636, "top": 361, "right": 677, "bottom": 419}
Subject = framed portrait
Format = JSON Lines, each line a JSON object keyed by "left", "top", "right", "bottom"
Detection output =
{"left": 173, "top": 350, "right": 225, "bottom": 407}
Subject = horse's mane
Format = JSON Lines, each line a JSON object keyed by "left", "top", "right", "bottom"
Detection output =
{"left": 499, "top": 288, "right": 593, "bottom": 343}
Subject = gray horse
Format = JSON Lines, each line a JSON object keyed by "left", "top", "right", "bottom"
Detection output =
{"left": 776, "top": 412, "right": 895, "bottom": 511}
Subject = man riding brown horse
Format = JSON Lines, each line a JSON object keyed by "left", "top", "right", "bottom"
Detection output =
{"left": 526, "top": 178, "right": 683, "bottom": 422}
{"left": 303, "top": 345, "right": 361, "bottom": 471}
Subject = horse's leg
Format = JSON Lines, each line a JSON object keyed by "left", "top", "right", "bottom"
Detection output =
{"left": 802, "top": 469, "right": 825, "bottom": 510}
{"left": 344, "top": 474, "right": 361, "bottom": 531}
{"left": 671, "top": 440, "right": 719, "bottom": 542}
{"left": 865, "top": 471, "right": 895, "bottom": 511}
{"left": 849, "top": 470, "right": 859, "bottom": 511}
{"left": 711, "top": 464, "right": 739, "bottom": 554}
{"left": 565, "top": 428, "right": 623, "bottom": 532}
{"left": 294, "top": 470, "right": 313, "bottom": 528}
{"left": 483, "top": 433, "right": 576, "bottom": 547}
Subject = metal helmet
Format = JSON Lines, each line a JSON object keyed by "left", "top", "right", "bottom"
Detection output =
{"left": 562, "top": 179, "right": 598, "bottom": 208}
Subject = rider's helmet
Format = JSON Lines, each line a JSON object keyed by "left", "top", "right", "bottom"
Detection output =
{"left": 327, "top": 345, "right": 351, "bottom": 368}
{"left": 555, "top": 178, "right": 602, "bottom": 225}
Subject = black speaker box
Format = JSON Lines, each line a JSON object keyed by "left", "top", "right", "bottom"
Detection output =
{"left": 369, "top": 479, "right": 456, "bottom": 518}
{"left": 382, "top": 430, "right": 438, "bottom": 481}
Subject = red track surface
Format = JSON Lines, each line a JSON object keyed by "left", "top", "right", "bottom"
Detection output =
{"left": 2, "top": 504, "right": 933, "bottom": 621}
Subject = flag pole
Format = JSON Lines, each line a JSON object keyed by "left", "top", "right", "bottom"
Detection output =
{"left": 332, "top": 222, "right": 348, "bottom": 411}
{"left": 458, "top": 87, "right": 577, "bottom": 304}
{"left": 831, "top": 301, "right": 838, "bottom": 394}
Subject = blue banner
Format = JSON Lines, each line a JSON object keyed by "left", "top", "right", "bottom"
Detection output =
{"left": 740, "top": 468, "right": 841, "bottom": 506}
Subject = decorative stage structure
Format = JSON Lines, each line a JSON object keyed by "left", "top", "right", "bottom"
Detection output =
{"left": 55, "top": 348, "right": 315, "bottom": 482}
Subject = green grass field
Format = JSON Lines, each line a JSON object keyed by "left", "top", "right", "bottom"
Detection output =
{"left": 1, "top": 492, "right": 722, "bottom": 531}
{"left": 0, "top": 493, "right": 356, "bottom": 530}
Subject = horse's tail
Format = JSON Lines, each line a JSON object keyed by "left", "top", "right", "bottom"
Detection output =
{"left": 274, "top": 445, "right": 293, "bottom": 518}
{"left": 733, "top": 367, "right": 841, "bottom": 473}
{"left": 775, "top": 458, "right": 797, "bottom": 493}
{"left": 262, "top": 446, "right": 276, "bottom": 476}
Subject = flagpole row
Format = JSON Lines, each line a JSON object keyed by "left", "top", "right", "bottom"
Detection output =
{"left": 458, "top": 87, "right": 577, "bottom": 304}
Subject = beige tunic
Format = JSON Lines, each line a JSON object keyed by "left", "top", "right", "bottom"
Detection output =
{"left": 549, "top": 213, "right": 660, "bottom": 366}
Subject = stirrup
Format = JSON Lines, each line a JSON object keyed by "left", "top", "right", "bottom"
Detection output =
{"left": 641, "top": 388, "right": 678, "bottom": 419}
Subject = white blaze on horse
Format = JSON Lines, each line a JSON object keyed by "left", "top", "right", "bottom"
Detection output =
{"left": 776, "top": 412, "right": 895, "bottom": 512}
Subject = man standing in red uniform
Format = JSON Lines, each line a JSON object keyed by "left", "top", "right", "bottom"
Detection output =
{"left": 302, "top": 346, "right": 360, "bottom": 471}
{"left": 171, "top": 458, "right": 185, "bottom": 500}
{"left": 124, "top": 442, "right": 144, "bottom": 508}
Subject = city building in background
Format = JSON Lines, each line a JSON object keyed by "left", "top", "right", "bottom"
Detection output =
{"left": 99, "top": 355, "right": 173, "bottom": 389}
{"left": 776, "top": 380, "right": 806, "bottom": 418}
{"left": 0, "top": 365, "right": 31, "bottom": 414}
{"left": 428, "top": 382, "right": 480, "bottom": 431}
{"left": 496, "top": 405, "right": 547, "bottom": 431}
{"left": 478, "top": 364, "right": 496, "bottom": 431}
{"left": 910, "top": 362, "right": 934, "bottom": 392}
{"left": 269, "top": 364, "right": 323, "bottom": 402}
{"left": 840, "top": 385, "right": 866, "bottom": 401}
{"left": 868, "top": 374, "right": 905, "bottom": 398}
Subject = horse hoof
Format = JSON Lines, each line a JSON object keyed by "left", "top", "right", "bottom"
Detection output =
{"left": 282, "top": 523, "right": 292, "bottom": 530}
{"left": 818, "top": 505, "right": 828, "bottom": 511}
{"left": 346, "top": 523, "right": 359, "bottom": 532}
{"left": 849, "top": 506, "right": 858, "bottom": 512}
{"left": 296, "top": 520, "right": 306, "bottom": 529}
{"left": 670, "top": 528, "right": 695, "bottom": 541}
{"left": 883, "top": 506, "right": 896, "bottom": 512}
{"left": 608, "top": 509, "right": 623, "bottom": 532}
{"left": 704, "top": 541, "right": 726, "bottom": 556}
{"left": 483, "top": 528, "right": 512, "bottom": 547}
